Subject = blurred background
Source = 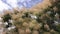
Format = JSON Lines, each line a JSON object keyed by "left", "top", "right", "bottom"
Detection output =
{"left": 0, "top": 0, "right": 60, "bottom": 34}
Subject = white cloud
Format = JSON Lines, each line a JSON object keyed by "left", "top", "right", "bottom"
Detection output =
{"left": 0, "top": 0, "right": 43, "bottom": 14}
{"left": 7, "top": 0, "right": 17, "bottom": 7}
{"left": 17, "top": 0, "right": 25, "bottom": 2}
{"left": 0, "top": 0, "right": 11, "bottom": 11}
{"left": 0, "top": 0, "right": 12, "bottom": 14}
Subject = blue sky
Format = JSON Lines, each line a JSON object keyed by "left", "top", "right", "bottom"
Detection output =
{"left": 0, "top": 0, "right": 43, "bottom": 13}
